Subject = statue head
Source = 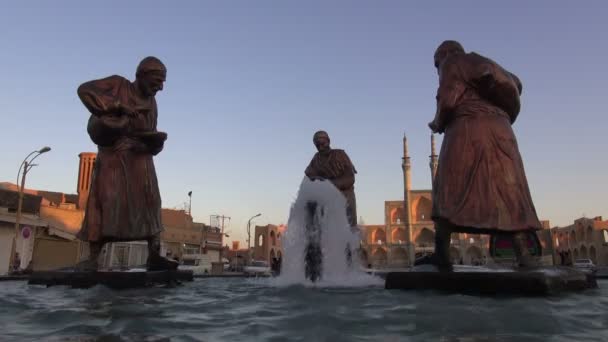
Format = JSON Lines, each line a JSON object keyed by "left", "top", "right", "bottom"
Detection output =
{"left": 313, "top": 130, "right": 331, "bottom": 154}
{"left": 135, "top": 56, "right": 167, "bottom": 98}
{"left": 434, "top": 40, "right": 465, "bottom": 69}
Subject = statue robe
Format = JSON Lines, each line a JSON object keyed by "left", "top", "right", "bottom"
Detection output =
{"left": 431, "top": 53, "right": 542, "bottom": 233}
{"left": 77, "top": 75, "right": 164, "bottom": 242}
{"left": 305, "top": 149, "right": 358, "bottom": 227}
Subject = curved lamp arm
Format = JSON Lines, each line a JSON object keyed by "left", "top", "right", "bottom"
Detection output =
{"left": 16, "top": 147, "right": 51, "bottom": 185}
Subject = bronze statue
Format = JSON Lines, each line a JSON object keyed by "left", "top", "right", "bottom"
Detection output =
{"left": 75, "top": 56, "right": 177, "bottom": 271}
{"left": 305, "top": 130, "right": 358, "bottom": 227}
{"left": 428, "top": 40, "right": 542, "bottom": 271}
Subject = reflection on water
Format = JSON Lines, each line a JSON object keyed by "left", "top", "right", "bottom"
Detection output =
{"left": 0, "top": 278, "right": 606, "bottom": 341}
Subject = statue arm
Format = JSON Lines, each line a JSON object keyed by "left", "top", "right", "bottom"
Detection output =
{"left": 430, "top": 59, "right": 465, "bottom": 133}
{"left": 138, "top": 102, "right": 166, "bottom": 156}
{"left": 331, "top": 169, "right": 355, "bottom": 190}
{"left": 147, "top": 135, "right": 165, "bottom": 156}
{"left": 330, "top": 151, "right": 356, "bottom": 190}
{"left": 77, "top": 75, "right": 125, "bottom": 117}
{"left": 150, "top": 148, "right": 162, "bottom": 156}
{"left": 304, "top": 157, "right": 318, "bottom": 178}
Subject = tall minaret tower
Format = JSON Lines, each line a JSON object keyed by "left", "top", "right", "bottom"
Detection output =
{"left": 402, "top": 134, "right": 413, "bottom": 264}
{"left": 429, "top": 134, "right": 438, "bottom": 184}
{"left": 402, "top": 134, "right": 412, "bottom": 191}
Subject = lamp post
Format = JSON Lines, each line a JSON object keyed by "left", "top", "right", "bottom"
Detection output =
{"left": 247, "top": 213, "right": 261, "bottom": 264}
{"left": 10, "top": 146, "right": 51, "bottom": 272}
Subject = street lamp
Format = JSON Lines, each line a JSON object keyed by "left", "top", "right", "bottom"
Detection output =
{"left": 247, "top": 213, "right": 261, "bottom": 264}
{"left": 10, "top": 146, "right": 51, "bottom": 272}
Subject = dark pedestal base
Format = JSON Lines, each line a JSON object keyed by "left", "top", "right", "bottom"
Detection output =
{"left": 385, "top": 266, "right": 597, "bottom": 296}
{"left": 28, "top": 270, "right": 194, "bottom": 289}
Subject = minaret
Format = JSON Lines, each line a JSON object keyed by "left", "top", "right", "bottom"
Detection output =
{"left": 401, "top": 134, "right": 413, "bottom": 264}
{"left": 402, "top": 134, "right": 412, "bottom": 191}
{"left": 77, "top": 152, "right": 97, "bottom": 210}
{"left": 429, "top": 134, "right": 438, "bottom": 184}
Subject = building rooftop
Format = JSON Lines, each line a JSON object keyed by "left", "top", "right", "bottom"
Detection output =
{"left": 0, "top": 182, "right": 76, "bottom": 207}
{"left": 40, "top": 205, "right": 84, "bottom": 237}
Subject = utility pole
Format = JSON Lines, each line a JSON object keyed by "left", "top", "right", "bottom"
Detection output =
{"left": 10, "top": 147, "right": 51, "bottom": 273}
{"left": 211, "top": 214, "right": 230, "bottom": 262}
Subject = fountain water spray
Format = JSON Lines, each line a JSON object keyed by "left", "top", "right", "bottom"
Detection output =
{"left": 273, "top": 177, "right": 382, "bottom": 287}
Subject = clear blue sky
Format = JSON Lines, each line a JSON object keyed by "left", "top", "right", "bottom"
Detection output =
{"left": 1, "top": 1, "right": 606, "bottom": 244}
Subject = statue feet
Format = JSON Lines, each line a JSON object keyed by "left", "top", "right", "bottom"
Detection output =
{"left": 512, "top": 232, "right": 541, "bottom": 269}
{"left": 147, "top": 253, "right": 179, "bottom": 271}
{"left": 414, "top": 254, "right": 453, "bottom": 272}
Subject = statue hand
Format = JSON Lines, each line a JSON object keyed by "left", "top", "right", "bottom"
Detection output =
{"left": 121, "top": 105, "right": 140, "bottom": 118}
{"left": 118, "top": 103, "right": 148, "bottom": 118}
{"left": 150, "top": 143, "right": 164, "bottom": 156}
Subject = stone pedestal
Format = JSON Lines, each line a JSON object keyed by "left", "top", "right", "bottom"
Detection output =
{"left": 385, "top": 266, "right": 597, "bottom": 296}
{"left": 28, "top": 270, "right": 193, "bottom": 289}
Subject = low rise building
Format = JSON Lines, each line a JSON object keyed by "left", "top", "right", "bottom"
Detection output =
{"left": 552, "top": 216, "right": 608, "bottom": 267}
{"left": 253, "top": 224, "right": 285, "bottom": 269}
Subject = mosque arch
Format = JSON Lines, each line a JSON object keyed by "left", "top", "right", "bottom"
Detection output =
{"left": 270, "top": 231, "right": 276, "bottom": 246}
{"left": 372, "top": 228, "right": 387, "bottom": 245}
{"left": 371, "top": 248, "right": 388, "bottom": 267}
{"left": 580, "top": 245, "right": 588, "bottom": 259}
{"left": 570, "top": 231, "right": 576, "bottom": 246}
{"left": 589, "top": 246, "right": 597, "bottom": 263}
{"left": 415, "top": 228, "right": 435, "bottom": 247}
{"left": 414, "top": 197, "right": 432, "bottom": 222}
{"left": 586, "top": 226, "right": 594, "bottom": 244}
{"left": 390, "top": 207, "right": 405, "bottom": 225}
{"left": 391, "top": 228, "right": 407, "bottom": 244}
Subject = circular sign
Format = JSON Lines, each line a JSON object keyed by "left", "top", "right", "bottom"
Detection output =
{"left": 21, "top": 226, "right": 32, "bottom": 239}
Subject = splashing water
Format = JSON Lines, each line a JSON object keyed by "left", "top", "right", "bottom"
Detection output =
{"left": 273, "top": 177, "right": 382, "bottom": 287}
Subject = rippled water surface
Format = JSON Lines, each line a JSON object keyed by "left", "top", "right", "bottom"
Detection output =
{"left": 1, "top": 278, "right": 607, "bottom": 341}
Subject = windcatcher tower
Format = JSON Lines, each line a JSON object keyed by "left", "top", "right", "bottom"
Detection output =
{"left": 77, "top": 152, "right": 97, "bottom": 210}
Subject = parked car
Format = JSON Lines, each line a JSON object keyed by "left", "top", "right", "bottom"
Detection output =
{"left": 573, "top": 259, "right": 597, "bottom": 272}
{"left": 244, "top": 260, "right": 271, "bottom": 276}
